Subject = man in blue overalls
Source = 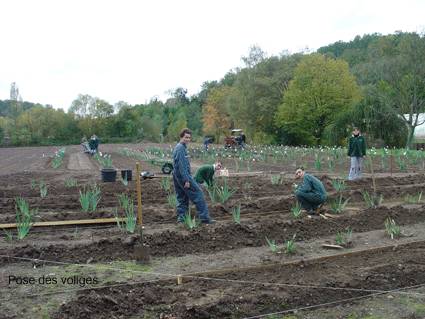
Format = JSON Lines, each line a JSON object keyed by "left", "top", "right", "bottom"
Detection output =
{"left": 172, "top": 128, "right": 214, "bottom": 224}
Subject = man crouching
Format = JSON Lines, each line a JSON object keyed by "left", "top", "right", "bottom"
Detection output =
{"left": 294, "top": 167, "right": 327, "bottom": 215}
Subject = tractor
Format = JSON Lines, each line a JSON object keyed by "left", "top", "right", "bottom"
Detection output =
{"left": 224, "top": 129, "right": 244, "bottom": 149}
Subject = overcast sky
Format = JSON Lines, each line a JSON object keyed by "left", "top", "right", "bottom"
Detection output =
{"left": 0, "top": 0, "right": 424, "bottom": 110}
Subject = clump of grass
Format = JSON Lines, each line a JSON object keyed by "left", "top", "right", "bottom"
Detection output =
{"left": 167, "top": 192, "right": 177, "bottom": 209}
{"left": 329, "top": 195, "right": 350, "bottom": 214}
{"left": 284, "top": 234, "right": 297, "bottom": 255}
{"left": 161, "top": 177, "right": 171, "bottom": 192}
{"left": 39, "top": 180, "right": 48, "bottom": 198}
{"left": 64, "top": 178, "right": 78, "bottom": 188}
{"left": 404, "top": 192, "right": 422, "bottom": 204}
{"left": 3, "top": 230, "right": 13, "bottom": 242}
{"left": 120, "top": 174, "right": 129, "bottom": 186}
{"left": 231, "top": 204, "right": 241, "bottom": 224}
{"left": 15, "top": 197, "right": 35, "bottom": 240}
{"left": 207, "top": 178, "right": 235, "bottom": 204}
{"left": 362, "top": 191, "right": 383, "bottom": 208}
{"left": 331, "top": 178, "right": 346, "bottom": 193}
{"left": 335, "top": 227, "right": 353, "bottom": 247}
{"left": 385, "top": 217, "right": 401, "bottom": 239}
{"left": 265, "top": 237, "right": 279, "bottom": 253}
{"left": 30, "top": 179, "right": 37, "bottom": 190}
{"left": 291, "top": 202, "right": 302, "bottom": 218}
{"left": 270, "top": 174, "right": 283, "bottom": 185}
{"left": 79, "top": 184, "right": 101, "bottom": 212}
{"left": 183, "top": 208, "right": 198, "bottom": 230}
{"left": 114, "top": 194, "right": 136, "bottom": 233}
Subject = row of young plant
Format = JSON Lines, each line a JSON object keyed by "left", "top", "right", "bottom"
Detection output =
{"left": 119, "top": 143, "right": 425, "bottom": 175}
{"left": 51, "top": 147, "right": 66, "bottom": 169}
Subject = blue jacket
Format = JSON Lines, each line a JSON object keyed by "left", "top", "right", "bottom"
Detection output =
{"left": 172, "top": 142, "right": 191, "bottom": 183}
{"left": 296, "top": 173, "right": 327, "bottom": 201}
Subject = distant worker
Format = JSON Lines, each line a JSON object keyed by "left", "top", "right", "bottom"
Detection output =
{"left": 347, "top": 127, "right": 367, "bottom": 180}
{"left": 194, "top": 161, "right": 223, "bottom": 187}
{"left": 89, "top": 134, "right": 100, "bottom": 154}
{"left": 172, "top": 128, "right": 215, "bottom": 224}
{"left": 237, "top": 131, "right": 246, "bottom": 149}
{"left": 294, "top": 167, "right": 327, "bottom": 215}
{"left": 203, "top": 136, "right": 213, "bottom": 151}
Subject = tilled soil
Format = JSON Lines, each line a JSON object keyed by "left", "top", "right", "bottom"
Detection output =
{"left": 52, "top": 240, "right": 425, "bottom": 319}
{"left": 2, "top": 145, "right": 425, "bottom": 319}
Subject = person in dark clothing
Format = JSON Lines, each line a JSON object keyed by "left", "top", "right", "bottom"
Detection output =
{"left": 203, "top": 136, "right": 213, "bottom": 151}
{"left": 88, "top": 135, "right": 98, "bottom": 155}
{"left": 172, "top": 128, "right": 214, "bottom": 224}
{"left": 238, "top": 131, "right": 246, "bottom": 149}
{"left": 194, "top": 161, "right": 222, "bottom": 187}
{"left": 294, "top": 167, "right": 327, "bottom": 215}
{"left": 347, "top": 128, "right": 367, "bottom": 180}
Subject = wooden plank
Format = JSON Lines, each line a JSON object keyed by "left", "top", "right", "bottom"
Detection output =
{"left": 0, "top": 217, "right": 125, "bottom": 229}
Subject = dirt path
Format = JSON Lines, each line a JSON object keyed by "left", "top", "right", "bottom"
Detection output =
{"left": 67, "top": 152, "right": 95, "bottom": 170}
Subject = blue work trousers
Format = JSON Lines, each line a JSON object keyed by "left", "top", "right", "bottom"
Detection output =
{"left": 173, "top": 175, "right": 210, "bottom": 222}
{"left": 296, "top": 191, "right": 325, "bottom": 211}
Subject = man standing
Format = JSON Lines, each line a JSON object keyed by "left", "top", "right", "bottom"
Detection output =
{"left": 294, "top": 167, "right": 327, "bottom": 215}
{"left": 347, "top": 127, "right": 367, "bottom": 180}
{"left": 172, "top": 128, "right": 214, "bottom": 224}
{"left": 194, "top": 161, "right": 222, "bottom": 187}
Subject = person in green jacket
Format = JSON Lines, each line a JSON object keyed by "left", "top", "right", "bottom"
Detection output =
{"left": 347, "top": 127, "right": 367, "bottom": 180}
{"left": 194, "top": 161, "right": 223, "bottom": 187}
{"left": 294, "top": 167, "right": 327, "bottom": 215}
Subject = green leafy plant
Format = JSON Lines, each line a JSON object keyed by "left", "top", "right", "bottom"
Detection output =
{"left": 314, "top": 154, "right": 322, "bottom": 171}
{"left": 214, "top": 178, "right": 235, "bottom": 204}
{"left": 404, "top": 192, "right": 423, "bottom": 204}
{"left": 64, "top": 178, "right": 78, "bottom": 188}
{"left": 15, "top": 197, "right": 34, "bottom": 240}
{"left": 290, "top": 202, "right": 302, "bottom": 218}
{"left": 51, "top": 147, "right": 66, "bottom": 169}
{"left": 331, "top": 178, "right": 346, "bottom": 193}
{"left": 335, "top": 227, "right": 352, "bottom": 247}
{"left": 79, "top": 184, "right": 101, "bottom": 212}
{"left": 362, "top": 191, "right": 383, "bottom": 208}
{"left": 330, "top": 195, "right": 350, "bottom": 214}
{"left": 231, "top": 204, "right": 241, "bottom": 224}
{"left": 30, "top": 179, "right": 37, "bottom": 190}
{"left": 39, "top": 180, "right": 48, "bottom": 198}
{"left": 183, "top": 208, "right": 198, "bottom": 230}
{"left": 284, "top": 234, "right": 297, "bottom": 255}
{"left": 3, "top": 230, "right": 13, "bottom": 242}
{"left": 385, "top": 217, "right": 401, "bottom": 239}
{"left": 114, "top": 194, "right": 136, "bottom": 233}
{"left": 270, "top": 174, "right": 283, "bottom": 185}
{"left": 161, "top": 177, "right": 171, "bottom": 192}
{"left": 265, "top": 237, "right": 279, "bottom": 253}
{"left": 94, "top": 153, "right": 114, "bottom": 169}
{"left": 167, "top": 192, "right": 177, "bottom": 209}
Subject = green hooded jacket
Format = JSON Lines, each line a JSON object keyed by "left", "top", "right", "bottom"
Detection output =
{"left": 348, "top": 135, "right": 366, "bottom": 157}
{"left": 194, "top": 165, "right": 215, "bottom": 186}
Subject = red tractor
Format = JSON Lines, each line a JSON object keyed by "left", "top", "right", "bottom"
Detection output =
{"left": 224, "top": 129, "right": 244, "bottom": 149}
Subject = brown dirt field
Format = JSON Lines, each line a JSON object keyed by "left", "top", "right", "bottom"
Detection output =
{"left": 1, "top": 144, "right": 425, "bottom": 318}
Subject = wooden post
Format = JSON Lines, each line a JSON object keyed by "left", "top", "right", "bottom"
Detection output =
{"left": 390, "top": 149, "right": 393, "bottom": 177}
{"left": 136, "top": 162, "right": 143, "bottom": 226}
{"left": 177, "top": 274, "right": 183, "bottom": 285}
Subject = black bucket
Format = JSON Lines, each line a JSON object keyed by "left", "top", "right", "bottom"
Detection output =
{"left": 101, "top": 168, "right": 117, "bottom": 182}
{"left": 121, "top": 169, "right": 132, "bottom": 181}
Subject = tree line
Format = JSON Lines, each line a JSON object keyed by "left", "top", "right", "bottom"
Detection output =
{"left": 1, "top": 31, "right": 424, "bottom": 148}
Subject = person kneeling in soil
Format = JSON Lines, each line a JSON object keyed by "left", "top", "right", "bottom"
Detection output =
{"left": 294, "top": 167, "right": 327, "bottom": 215}
{"left": 194, "top": 161, "right": 223, "bottom": 188}
{"left": 172, "top": 128, "right": 215, "bottom": 224}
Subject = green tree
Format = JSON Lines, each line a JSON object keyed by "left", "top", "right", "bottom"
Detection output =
{"left": 275, "top": 54, "right": 361, "bottom": 145}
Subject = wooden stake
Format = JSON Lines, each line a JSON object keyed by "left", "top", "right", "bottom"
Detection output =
{"left": 177, "top": 274, "right": 183, "bottom": 285}
{"left": 390, "top": 149, "right": 393, "bottom": 177}
{"left": 136, "top": 162, "right": 143, "bottom": 226}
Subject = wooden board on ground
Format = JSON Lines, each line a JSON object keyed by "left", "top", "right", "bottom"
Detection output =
{"left": 0, "top": 217, "right": 125, "bottom": 229}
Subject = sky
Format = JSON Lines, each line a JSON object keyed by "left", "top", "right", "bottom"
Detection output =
{"left": 0, "top": 0, "right": 424, "bottom": 110}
